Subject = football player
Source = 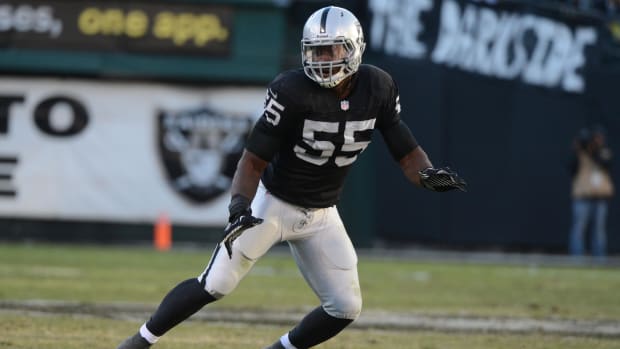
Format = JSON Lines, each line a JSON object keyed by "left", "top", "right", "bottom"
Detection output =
{"left": 117, "top": 6, "right": 465, "bottom": 349}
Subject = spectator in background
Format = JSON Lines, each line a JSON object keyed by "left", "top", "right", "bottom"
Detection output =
{"left": 568, "top": 125, "right": 614, "bottom": 259}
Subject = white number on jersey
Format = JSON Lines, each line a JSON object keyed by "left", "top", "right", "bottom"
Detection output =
{"left": 294, "top": 119, "right": 376, "bottom": 167}
{"left": 263, "top": 89, "right": 284, "bottom": 126}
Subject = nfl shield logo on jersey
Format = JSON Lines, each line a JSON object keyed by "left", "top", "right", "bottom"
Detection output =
{"left": 157, "top": 107, "right": 252, "bottom": 203}
{"left": 340, "top": 100, "right": 349, "bottom": 111}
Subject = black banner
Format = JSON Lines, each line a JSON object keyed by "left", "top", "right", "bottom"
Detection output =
{"left": 367, "top": 0, "right": 603, "bottom": 94}
{"left": 362, "top": 0, "right": 620, "bottom": 252}
{"left": 0, "top": 1, "right": 233, "bottom": 56}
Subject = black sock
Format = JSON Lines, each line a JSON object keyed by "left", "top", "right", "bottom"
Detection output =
{"left": 288, "top": 306, "right": 353, "bottom": 348}
{"left": 146, "top": 278, "right": 216, "bottom": 336}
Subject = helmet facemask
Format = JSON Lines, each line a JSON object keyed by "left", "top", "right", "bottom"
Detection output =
{"left": 302, "top": 38, "right": 357, "bottom": 88}
{"left": 300, "top": 6, "right": 365, "bottom": 88}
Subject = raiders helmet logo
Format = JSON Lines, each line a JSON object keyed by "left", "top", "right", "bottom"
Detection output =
{"left": 158, "top": 107, "right": 252, "bottom": 204}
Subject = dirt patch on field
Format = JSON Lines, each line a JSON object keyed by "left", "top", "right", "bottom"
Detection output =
{"left": 2, "top": 300, "right": 619, "bottom": 338}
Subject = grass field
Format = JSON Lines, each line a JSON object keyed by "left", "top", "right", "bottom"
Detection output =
{"left": 1, "top": 243, "right": 619, "bottom": 348}
{"left": 2, "top": 313, "right": 619, "bottom": 349}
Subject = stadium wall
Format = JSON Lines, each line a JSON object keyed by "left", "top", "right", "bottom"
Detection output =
{"left": 360, "top": 0, "right": 620, "bottom": 252}
{"left": 1, "top": 0, "right": 620, "bottom": 253}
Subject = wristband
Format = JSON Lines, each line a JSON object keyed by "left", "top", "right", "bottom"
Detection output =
{"left": 228, "top": 194, "right": 250, "bottom": 221}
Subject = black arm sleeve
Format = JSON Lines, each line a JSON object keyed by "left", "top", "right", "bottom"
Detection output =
{"left": 374, "top": 71, "right": 418, "bottom": 161}
{"left": 245, "top": 80, "right": 295, "bottom": 162}
{"left": 380, "top": 120, "right": 419, "bottom": 161}
{"left": 245, "top": 121, "right": 281, "bottom": 162}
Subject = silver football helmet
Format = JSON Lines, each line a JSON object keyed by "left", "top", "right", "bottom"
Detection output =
{"left": 301, "top": 6, "right": 366, "bottom": 88}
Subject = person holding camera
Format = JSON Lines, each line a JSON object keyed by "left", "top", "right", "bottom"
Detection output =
{"left": 569, "top": 125, "right": 614, "bottom": 258}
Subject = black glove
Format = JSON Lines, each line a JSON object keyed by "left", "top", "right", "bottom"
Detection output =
{"left": 419, "top": 167, "right": 467, "bottom": 192}
{"left": 222, "top": 194, "right": 263, "bottom": 258}
{"left": 222, "top": 210, "right": 263, "bottom": 259}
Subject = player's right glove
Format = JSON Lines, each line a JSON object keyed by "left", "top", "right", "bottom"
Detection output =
{"left": 222, "top": 194, "right": 263, "bottom": 259}
{"left": 419, "top": 167, "right": 467, "bottom": 192}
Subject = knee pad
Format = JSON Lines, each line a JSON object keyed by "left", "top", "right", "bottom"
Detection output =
{"left": 323, "top": 291, "right": 362, "bottom": 320}
{"left": 199, "top": 244, "right": 254, "bottom": 299}
{"left": 204, "top": 270, "right": 238, "bottom": 299}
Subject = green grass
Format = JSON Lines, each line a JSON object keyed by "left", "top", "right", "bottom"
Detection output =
{"left": 1, "top": 243, "right": 620, "bottom": 349}
{"left": 1, "top": 313, "right": 619, "bottom": 349}
{"left": 1, "top": 243, "right": 619, "bottom": 320}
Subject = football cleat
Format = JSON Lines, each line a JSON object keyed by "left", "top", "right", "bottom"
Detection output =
{"left": 116, "top": 333, "right": 152, "bottom": 349}
{"left": 263, "top": 341, "right": 285, "bottom": 349}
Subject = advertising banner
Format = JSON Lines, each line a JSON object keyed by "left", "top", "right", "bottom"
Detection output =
{"left": 368, "top": 0, "right": 601, "bottom": 93}
{"left": 0, "top": 78, "right": 265, "bottom": 225}
{"left": 0, "top": 1, "right": 233, "bottom": 56}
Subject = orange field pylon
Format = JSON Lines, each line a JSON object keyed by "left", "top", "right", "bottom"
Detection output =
{"left": 154, "top": 213, "right": 172, "bottom": 251}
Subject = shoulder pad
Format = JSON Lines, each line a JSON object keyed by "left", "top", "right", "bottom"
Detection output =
{"left": 269, "top": 69, "right": 316, "bottom": 101}
{"left": 358, "top": 64, "right": 395, "bottom": 87}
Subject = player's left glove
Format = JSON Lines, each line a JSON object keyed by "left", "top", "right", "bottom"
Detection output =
{"left": 222, "top": 194, "right": 263, "bottom": 259}
{"left": 419, "top": 167, "right": 467, "bottom": 192}
{"left": 222, "top": 210, "right": 263, "bottom": 259}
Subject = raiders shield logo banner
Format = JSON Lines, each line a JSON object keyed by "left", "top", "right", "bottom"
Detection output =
{"left": 158, "top": 107, "right": 252, "bottom": 204}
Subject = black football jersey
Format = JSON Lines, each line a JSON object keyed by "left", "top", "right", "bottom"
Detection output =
{"left": 246, "top": 64, "right": 412, "bottom": 208}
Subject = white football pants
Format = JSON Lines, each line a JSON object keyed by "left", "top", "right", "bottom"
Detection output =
{"left": 198, "top": 182, "right": 362, "bottom": 320}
